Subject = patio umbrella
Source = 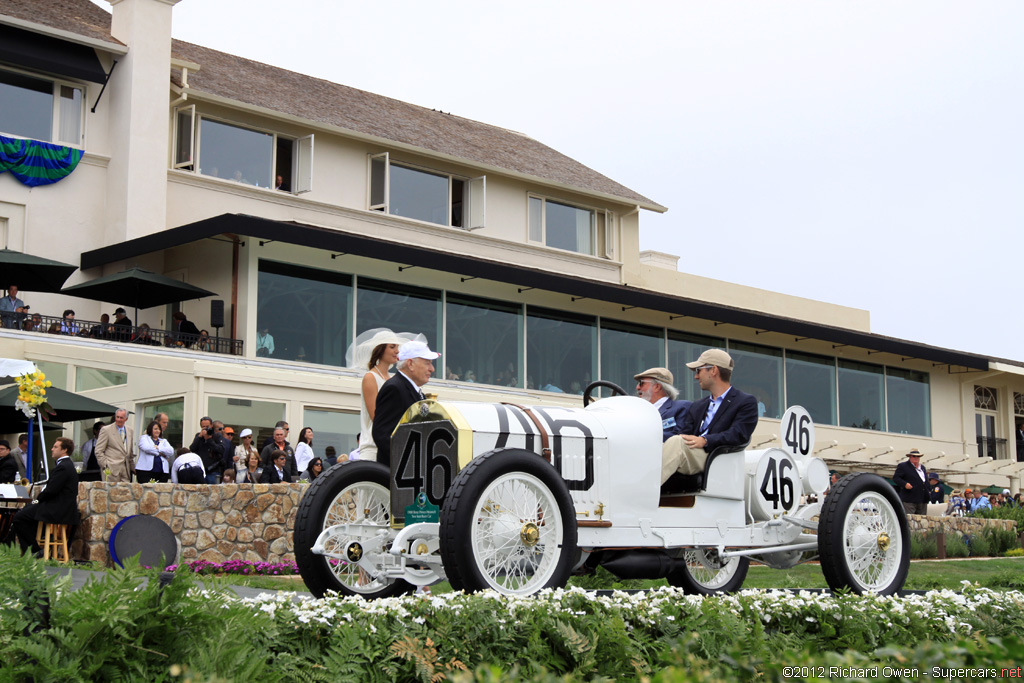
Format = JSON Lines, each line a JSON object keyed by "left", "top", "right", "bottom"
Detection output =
{"left": 0, "top": 248, "right": 77, "bottom": 292}
{"left": 0, "top": 383, "right": 118, "bottom": 432}
{"left": 61, "top": 267, "right": 216, "bottom": 320}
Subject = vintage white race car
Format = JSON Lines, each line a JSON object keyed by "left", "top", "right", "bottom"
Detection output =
{"left": 294, "top": 382, "right": 910, "bottom": 598}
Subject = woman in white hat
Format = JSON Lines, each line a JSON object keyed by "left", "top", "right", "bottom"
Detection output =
{"left": 346, "top": 328, "right": 424, "bottom": 462}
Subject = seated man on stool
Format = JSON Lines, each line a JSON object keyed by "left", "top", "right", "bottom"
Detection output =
{"left": 661, "top": 349, "right": 759, "bottom": 485}
{"left": 4, "top": 437, "right": 79, "bottom": 555}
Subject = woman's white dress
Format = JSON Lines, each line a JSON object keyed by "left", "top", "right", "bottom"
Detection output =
{"left": 358, "top": 371, "right": 387, "bottom": 461}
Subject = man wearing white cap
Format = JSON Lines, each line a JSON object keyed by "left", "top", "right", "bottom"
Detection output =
{"left": 633, "top": 367, "right": 691, "bottom": 441}
{"left": 372, "top": 340, "right": 439, "bottom": 469}
{"left": 661, "top": 349, "right": 759, "bottom": 484}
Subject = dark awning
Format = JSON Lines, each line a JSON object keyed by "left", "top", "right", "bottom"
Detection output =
{"left": 0, "top": 24, "right": 107, "bottom": 83}
{"left": 80, "top": 212, "right": 990, "bottom": 371}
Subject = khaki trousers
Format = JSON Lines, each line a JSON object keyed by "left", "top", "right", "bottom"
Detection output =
{"left": 100, "top": 454, "right": 132, "bottom": 483}
{"left": 661, "top": 436, "right": 708, "bottom": 484}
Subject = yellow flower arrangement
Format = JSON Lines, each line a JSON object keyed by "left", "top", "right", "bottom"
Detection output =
{"left": 14, "top": 370, "right": 53, "bottom": 419}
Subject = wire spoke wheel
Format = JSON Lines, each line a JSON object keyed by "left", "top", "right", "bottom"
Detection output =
{"left": 668, "top": 547, "right": 749, "bottom": 594}
{"left": 819, "top": 472, "right": 909, "bottom": 595}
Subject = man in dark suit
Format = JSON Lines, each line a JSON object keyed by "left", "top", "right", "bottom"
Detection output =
{"left": 260, "top": 449, "right": 293, "bottom": 483}
{"left": 634, "top": 367, "right": 691, "bottom": 441}
{"left": 4, "top": 437, "right": 79, "bottom": 554}
{"left": 893, "top": 448, "right": 929, "bottom": 515}
{"left": 171, "top": 310, "right": 201, "bottom": 347}
{"left": 1017, "top": 421, "right": 1024, "bottom": 463}
{"left": 0, "top": 440, "right": 18, "bottom": 483}
{"left": 372, "top": 340, "right": 440, "bottom": 469}
{"left": 661, "top": 349, "right": 759, "bottom": 483}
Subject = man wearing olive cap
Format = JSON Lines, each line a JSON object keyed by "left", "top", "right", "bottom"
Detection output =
{"left": 634, "top": 367, "right": 691, "bottom": 441}
{"left": 661, "top": 349, "right": 759, "bottom": 484}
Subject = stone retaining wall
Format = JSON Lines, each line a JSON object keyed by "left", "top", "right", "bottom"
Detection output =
{"left": 906, "top": 514, "right": 1017, "bottom": 537}
{"left": 72, "top": 482, "right": 308, "bottom": 567}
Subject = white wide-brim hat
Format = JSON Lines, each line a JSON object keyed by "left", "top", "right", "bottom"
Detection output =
{"left": 345, "top": 328, "right": 426, "bottom": 369}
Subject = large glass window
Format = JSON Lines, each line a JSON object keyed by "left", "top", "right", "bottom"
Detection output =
{"left": 198, "top": 118, "right": 274, "bottom": 188}
{"left": 257, "top": 261, "right": 352, "bottom": 366}
{"left": 785, "top": 351, "right": 836, "bottom": 426}
{"left": 0, "top": 68, "right": 82, "bottom": 145}
{"left": 302, "top": 408, "right": 361, "bottom": 463}
{"left": 728, "top": 342, "right": 783, "bottom": 419}
{"left": 75, "top": 367, "right": 128, "bottom": 392}
{"left": 369, "top": 154, "right": 478, "bottom": 228}
{"left": 138, "top": 397, "right": 185, "bottom": 450}
{"left": 600, "top": 320, "right": 663, "bottom": 397}
{"left": 31, "top": 361, "right": 68, "bottom": 390}
{"left": 355, "top": 278, "right": 442, "bottom": 352}
{"left": 667, "top": 331, "right": 725, "bottom": 403}
{"left": 526, "top": 307, "right": 596, "bottom": 394}
{"left": 838, "top": 360, "right": 885, "bottom": 431}
{"left": 529, "top": 196, "right": 595, "bottom": 255}
{"left": 208, "top": 397, "right": 286, "bottom": 453}
{"left": 886, "top": 368, "right": 930, "bottom": 436}
{"left": 446, "top": 295, "right": 522, "bottom": 387}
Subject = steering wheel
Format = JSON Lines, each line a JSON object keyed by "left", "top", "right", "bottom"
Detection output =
{"left": 582, "top": 380, "right": 628, "bottom": 407}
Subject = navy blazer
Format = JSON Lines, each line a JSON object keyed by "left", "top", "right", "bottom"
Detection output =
{"left": 26, "top": 457, "right": 79, "bottom": 525}
{"left": 372, "top": 372, "right": 423, "bottom": 470}
{"left": 680, "top": 387, "right": 759, "bottom": 452}
{"left": 893, "top": 460, "right": 929, "bottom": 504}
{"left": 259, "top": 465, "right": 292, "bottom": 484}
{"left": 658, "top": 399, "right": 692, "bottom": 441}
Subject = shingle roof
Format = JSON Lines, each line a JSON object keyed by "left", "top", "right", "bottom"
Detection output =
{"left": 0, "top": 0, "right": 118, "bottom": 45}
{"left": 169, "top": 40, "right": 662, "bottom": 209}
{"left": 0, "top": 0, "right": 661, "bottom": 208}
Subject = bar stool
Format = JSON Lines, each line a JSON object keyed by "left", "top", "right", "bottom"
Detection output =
{"left": 35, "top": 521, "right": 70, "bottom": 563}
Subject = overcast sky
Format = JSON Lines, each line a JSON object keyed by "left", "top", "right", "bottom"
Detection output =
{"left": 120, "top": 0, "right": 1023, "bottom": 361}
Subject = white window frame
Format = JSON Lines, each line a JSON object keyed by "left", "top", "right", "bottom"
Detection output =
{"left": 175, "top": 111, "right": 313, "bottom": 194}
{"left": 367, "top": 153, "right": 484, "bottom": 230}
{"left": 172, "top": 104, "right": 195, "bottom": 169}
{"left": 527, "top": 194, "right": 600, "bottom": 257}
{"left": 0, "top": 65, "right": 85, "bottom": 148}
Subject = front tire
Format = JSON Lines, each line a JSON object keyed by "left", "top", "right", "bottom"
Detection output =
{"left": 818, "top": 472, "right": 909, "bottom": 595}
{"left": 294, "top": 461, "right": 413, "bottom": 599}
{"left": 440, "top": 449, "right": 577, "bottom": 595}
{"left": 667, "top": 548, "right": 749, "bottom": 594}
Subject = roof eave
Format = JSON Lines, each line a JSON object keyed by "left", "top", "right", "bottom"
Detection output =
{"left": 0, "top": 14, "right": 126, "bottom": 55}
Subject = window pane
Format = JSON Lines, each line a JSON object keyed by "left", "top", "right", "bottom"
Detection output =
{"left": 785, "top": 351, "right": 836, "bottom": 426}
{"left": 199, "top": 118, "right": 273, "bottom": 187}
{"left": 446, "top": 295, "right": 522, "bottom": 387}
{"left": 886, "top": 368, "right": 930, "bottom": 436}
{"left": 0, "top": 69, "right": 53, "bottom": 141}
{"left": 303, "top": 408, "right": 360, "bottom": 462}
{"left": 729, "top": 341, "right": 783, "bottom": 419}
{"left": 546, "top": 200, "right": 593, "bottom": 254}
{"left": 526, "top": 307, "right": 596, "bottom": 394}
{"left": 370, "top": 155, "right": 386, "bottom": 208}
{"left": 208, "top": 397, "right": 286, "bottom": 452}
{"left": 390, "top": 164, "right": 449, "bottom": 225}
{"left": 32, "top": 360, "right": 67, "bottom": 390}
{"left": 838, "top": 360, "right": 885, "bottom": 431}
{"left": 356, "top": 278, "right": 442, "bottom": 351}
{"left": 600, "top": 320, "right": 663, "bottom": 396}
{"left": 175, "top": 108, "right": 193, "bottom": 166}
{"left": 57, "top": 85, "right": 81, "bottom": 145}
{"left": 138, "top": 397, "right": 185, "bottom": 450}
{"left": 528, "top": 196, "right": 543, "bottom": 242}
{"left": 667, "top": 331, "right": 725, "bottom": 403}
{"left": 257, "top": 261, "right": 352, "bottom": 366}
{"left": 76, "top": 367, "right": 128, "bottom": 391}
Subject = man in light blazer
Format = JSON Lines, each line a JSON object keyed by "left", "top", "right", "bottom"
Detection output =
{"left": 372, "top": 340, "right": 439, "bottom": 469}
{"left": 661, "top": 349, "right": 759, "bottom": 483}
{"left": 95, "top": 408, "right": 135, "bottom": 482}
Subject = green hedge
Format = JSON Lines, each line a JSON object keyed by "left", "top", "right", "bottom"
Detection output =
{"left": 2, "top": 544, "right": 1024, "bottom": 682}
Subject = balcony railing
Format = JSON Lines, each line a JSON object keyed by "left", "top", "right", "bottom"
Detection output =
{"left": 977, "top": 436, "right": 1008, "bottom": 460}
{"left": 1, "top": 313, "right": 243, "bottom": 355}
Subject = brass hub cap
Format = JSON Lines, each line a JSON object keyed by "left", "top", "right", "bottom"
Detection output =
{"left": 346, "top": 542, "right": 364, "bottom": 562}
{"left": 520, "top": 522, "right": 540, "bottom": 547}
{"left": 877, "top": 532, "right": 891, "bottom": 552}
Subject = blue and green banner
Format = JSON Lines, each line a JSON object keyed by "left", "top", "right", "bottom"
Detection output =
{"left": 0, "top": 135, "right": 83, "bottom": 187}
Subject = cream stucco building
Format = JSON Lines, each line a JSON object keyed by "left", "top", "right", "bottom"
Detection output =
{"left": 1, "top": 0, "right": 1022, "bottom": 491}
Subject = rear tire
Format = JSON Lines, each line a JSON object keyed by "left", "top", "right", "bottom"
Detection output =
{"left": 667, "top": 549, "right": 749, "bottom": 594}
{"left": 294, "top": 461, "right": 413, "bottom": 599}
{"left": 440, "top": 449, "right": 577, "bottom": 595}
{"left": 818, "top": 472, "right": 909, "bottom": 595}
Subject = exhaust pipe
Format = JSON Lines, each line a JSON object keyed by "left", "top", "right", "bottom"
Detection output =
{"left": 600, "top": 550, "right": 681, "bottom": 580}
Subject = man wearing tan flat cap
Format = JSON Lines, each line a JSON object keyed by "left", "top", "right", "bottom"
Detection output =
{"left": 633, "top": 367, "right": 691, "bottom": 441}
{"left": 661, "top": 349, "right": 759, "bottom": 484}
